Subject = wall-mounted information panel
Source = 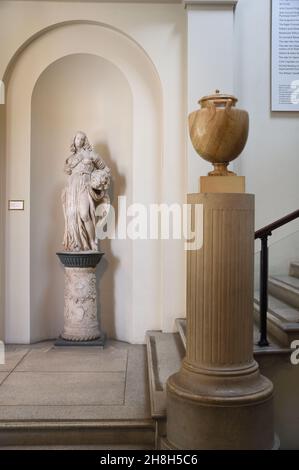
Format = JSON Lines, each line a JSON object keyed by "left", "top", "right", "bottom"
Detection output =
{"left": 272, "top": 0, "right": 299, "bottom": 111}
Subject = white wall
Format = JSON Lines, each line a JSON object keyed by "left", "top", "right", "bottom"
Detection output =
{"left": 187, "top": 3, "right": 235, "bottom": 192}
{"left": 0, "top": 1, "right": 186, "bottom": 343}
{"left": 235, "top": 0, "right": 299, "bottom": 253}
{"left": 30, "top": 54, "right": 133, "bottom": 342}
{"left": 0, "top": 105, "right": 4, "bottom": 341}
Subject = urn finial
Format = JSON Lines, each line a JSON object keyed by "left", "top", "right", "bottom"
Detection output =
{"left": 190, "top": 91, "right": 249, "bottom": 176}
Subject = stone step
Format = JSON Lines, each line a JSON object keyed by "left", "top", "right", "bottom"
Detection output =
{"left": 254, "top": 291, "right": 299, "bottom": 323}
{"left": 289, "top": 261, "right": 299, "bottom": 279}
{"left": 1, "top": 444, "right": 154, "bottom": 450}
{"left": 269, "top": 275, "right": 299, "bottom": 310}
{"left": 147, "top": 326, "right": 290, "bottom": 422}
{"left": 177, "top": 317, "right": 290, "bottom": 356}
{"left": 146, "top": 331, "right": 185, "bottom": 420}
{"left": 253, "top": 300, "right": 299, "bottom": 348}
{"left": 176, "top": 318, "right": 186, "bottom": 350}
{"left": 0, "top": 420, "right": 155, "bottom": 448}
{"left": 175, "top": 318, "right": 186, "bottom": 349}
{"left": 252, "top": 321, "right": 291, "bottom": 354}
{"left": 146, "top": 328, "right": 291, "bottom": 423}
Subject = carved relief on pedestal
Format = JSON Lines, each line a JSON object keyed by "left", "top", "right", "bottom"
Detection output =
{"left": 62, "top": 267, "right": 100, "bottom": 341}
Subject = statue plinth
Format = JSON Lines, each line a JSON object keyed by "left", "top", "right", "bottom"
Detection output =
{"left": 56, "top": 251, "right": 105, "bottom": 346}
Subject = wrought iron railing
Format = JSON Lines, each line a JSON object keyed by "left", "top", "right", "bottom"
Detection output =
{"left": 255, "top": 209, "right": 299, "bottom": 346}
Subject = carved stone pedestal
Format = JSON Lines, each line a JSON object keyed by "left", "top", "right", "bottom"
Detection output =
{"left": 56, "top": 252, "right": 105, "bottom": 346}
{"left": 163, "top": 193, "right": 275, "bottom": 450}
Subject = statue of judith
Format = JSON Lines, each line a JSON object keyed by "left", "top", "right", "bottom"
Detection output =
{"left": 62, "top": 131, "right": 111, "bottom": 252}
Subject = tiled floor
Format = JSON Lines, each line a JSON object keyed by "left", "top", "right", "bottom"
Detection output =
{"left": 0, "top": 340, "right": 151, "bottom": 421}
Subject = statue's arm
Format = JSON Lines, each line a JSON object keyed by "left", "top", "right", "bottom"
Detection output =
{"left": 64, "top": 156, "right": 73, "bottom": 175}
{"left": 91, "top": 152, "right": 111, "bottom": 192}
{"left": 93, "top": 152, "right": 109, "bottom": 172}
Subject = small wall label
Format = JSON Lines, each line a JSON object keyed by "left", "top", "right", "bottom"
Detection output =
{"left": 8, "top": 200, "right": 24, "bottom": 211}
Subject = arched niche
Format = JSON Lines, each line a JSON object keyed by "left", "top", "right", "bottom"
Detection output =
{"left": 4, "top": 22, "right": 163, "bottom": 344}
{"left": 31, "top": 53, "right": 133, "bottom": 342}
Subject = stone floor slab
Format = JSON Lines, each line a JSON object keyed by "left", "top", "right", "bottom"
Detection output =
{"left": 14, "top": 342, "right": 127, "bottom": 373}
{"left": 0, "top": 341, "right": 150, "bottom": 421}
{"left": 0, "top": 371, "right": 125, "bottom": 406}
{"left": 0, "top": 404, "right": 151, "bottom": 421}
{"left": 0, "top": 373, "right": 9, "bottom": 386}
{"left": 0, "top": 346, "right": 29, "bottom": 373}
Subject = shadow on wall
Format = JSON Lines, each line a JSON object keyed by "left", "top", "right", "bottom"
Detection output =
{"left": 42, "top": 181, "right": 65, "bottom": 339}
{"left": 94, "top": 141, "right": 126, "bottom": 340}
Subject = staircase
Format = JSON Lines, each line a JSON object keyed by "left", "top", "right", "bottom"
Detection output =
{"left": 146, "top": 261, "right": 299, "bottom": 449}
{"left": 254, "top": 261, "right": 299, "bottom": 346}
{"left": 0, "top": 421, "right": 155, "bottom": 449}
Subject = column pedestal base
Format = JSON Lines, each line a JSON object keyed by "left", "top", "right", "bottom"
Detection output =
{"left": 165, "top": 361, "right": 274, "bottom": 450}
{"left": 161, "top": 435, "right": 280, "bottom": 451}
{"left": 164, "top": 193, "right": 275, "bottom": 449}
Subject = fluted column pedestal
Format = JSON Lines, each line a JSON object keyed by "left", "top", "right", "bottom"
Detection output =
{"left": 163, "top": 193, "right": 275, "bottom": 449}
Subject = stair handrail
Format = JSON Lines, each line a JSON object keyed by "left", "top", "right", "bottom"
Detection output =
{"left": 254, "top": 209, "right": 299, "bottom": 347}
{"left": 255, "top": 209, "right": 299, "bottom": 240}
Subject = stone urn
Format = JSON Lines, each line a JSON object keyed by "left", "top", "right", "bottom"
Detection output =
{"left": 188, "top": 90, "right": 249, "bottom": 176}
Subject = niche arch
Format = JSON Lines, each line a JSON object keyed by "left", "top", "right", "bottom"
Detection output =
{"left": 4, "top": 21, "right": 163, "bottom": 343}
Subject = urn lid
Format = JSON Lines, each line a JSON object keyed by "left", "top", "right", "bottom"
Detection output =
{"left": 199, "top": 90, "right": 238, "bottom": 108}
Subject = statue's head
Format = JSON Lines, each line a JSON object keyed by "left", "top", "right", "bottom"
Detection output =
{"left": 71, "top": 131, "right": 92, "bottom": 154}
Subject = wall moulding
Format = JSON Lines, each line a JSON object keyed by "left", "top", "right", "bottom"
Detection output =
{"left": 183, "top": 0, "right": 238, "bottom": 7}
{"left": 3, "top": 0, "right": 236, "bottom": 3}
{"left": 4, "top": 1, "right": 182, "bottom": 3}
{"left": 2, "top": 20, "right": 161, "bottom": 86}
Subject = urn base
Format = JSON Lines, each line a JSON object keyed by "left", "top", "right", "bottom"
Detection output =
{"left": 208, "top": 162, "right": 236, "bottom": 176}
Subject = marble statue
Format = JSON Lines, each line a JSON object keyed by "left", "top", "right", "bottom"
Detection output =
{"left": 62, "top": 131, "right": 111, "bottom": 252}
